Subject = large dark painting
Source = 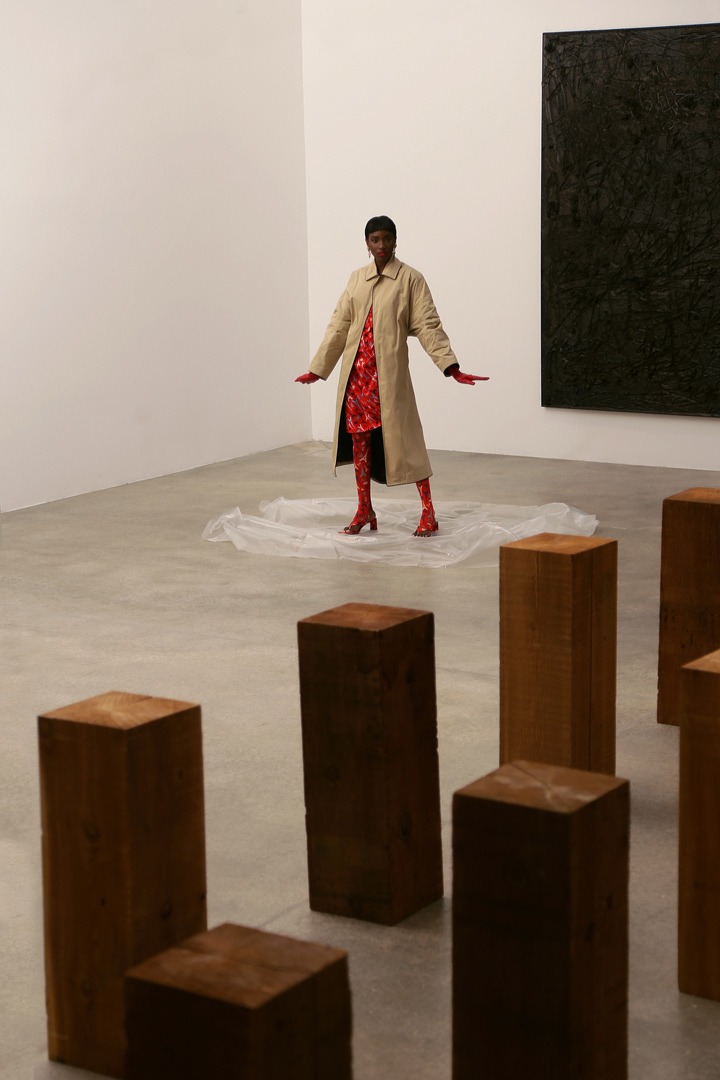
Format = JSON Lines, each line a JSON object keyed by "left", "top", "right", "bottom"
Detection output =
{"left": 542, "top": 24, "right": 720, "bottom": 417}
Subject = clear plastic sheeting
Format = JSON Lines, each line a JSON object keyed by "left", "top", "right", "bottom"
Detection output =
{"left": 202, "top": 497, "right": 599, "bottom": 568}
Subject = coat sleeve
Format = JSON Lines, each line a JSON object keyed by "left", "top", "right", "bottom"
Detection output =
{"left": 308, "top": 278, "right": 354, "bottom": 380}
{"left": 407, "top": 272, "right": 458, "bottom": 373}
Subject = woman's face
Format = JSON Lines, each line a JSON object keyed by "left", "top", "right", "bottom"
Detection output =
{"left": 367, "top": 230, "right": 396, "bottom": 271}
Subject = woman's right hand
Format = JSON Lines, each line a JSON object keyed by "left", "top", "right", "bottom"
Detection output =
{"left": 295, "top": 372, "right": 320, "bottom": 384}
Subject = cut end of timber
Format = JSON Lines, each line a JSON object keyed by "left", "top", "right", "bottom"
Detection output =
{"left": 127, "top": 923, "right": 348, "bottom": 1007}
{"left": 665, "top": 487, "right": 720, "bottom": 505}
{"left": 682, "top": 650, "right": 720, "bottom": 675}
{"left": 456, "top": 760, "right": 628, "bottom": 814}
{"left": 500, "top": 532, "right": 614, "bottom": 555}
{"left": 39, "top": 691, "right": 200, "bottom": 730}
{"left": 298, "top": 602, "right": 432, "bottom": 632}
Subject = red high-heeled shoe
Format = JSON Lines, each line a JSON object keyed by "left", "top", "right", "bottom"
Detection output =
{"left": 341, "top": 511, "right": 378, "bottom": 535}
{"left": 414, "top": 509, "right": 438, "bottom": 537}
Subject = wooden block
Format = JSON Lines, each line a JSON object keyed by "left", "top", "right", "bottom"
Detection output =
{"left": 658, "top": 488, "right": 720, "bottom": 726}
{"left": 125, "top": 923, "right": 352, "bottom": 1079}
{"left": 297, "top": 602, "right": 443, "bottom": 925}
{"left": 679, "top": 651, "right": 720, "bottom": 998}
{"left": 499, "top": 532, "right": 617, "bottom": 773}
{"left": 453, "top": 761, "right": 629, "bottom": 1080}
{"left": 38, "top": 691, "right": 207, "bottom": 1077}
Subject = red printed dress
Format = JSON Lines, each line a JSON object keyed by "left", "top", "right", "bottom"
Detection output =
{"left": 344, "top": 307, "right": 382, "bottom": 432}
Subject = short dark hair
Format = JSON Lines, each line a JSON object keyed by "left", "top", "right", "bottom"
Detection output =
{"left": 365, "top": 215, "right": 397, "bottom": 240}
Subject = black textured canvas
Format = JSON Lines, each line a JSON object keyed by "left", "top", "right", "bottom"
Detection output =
{"left": 542, "top": 24, "right": 720, "bottom": 417}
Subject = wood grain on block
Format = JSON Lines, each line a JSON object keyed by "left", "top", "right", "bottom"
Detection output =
{"left": 679, "top": 652, "right": 720, "bottom": 998}
{"left": 38, "top": 691, "right": 207, "bottom": 1077}
{"left": 298, "top": 603, "right": 443, "bottom": 924}
{"left": 500, "top": 532, "right": 617, "bottom": 773}
{"left": 125, "top": 923, "right": 352, "bottom": 1079}
{"left": 453, "top": 760, "right": 629, "bottom": 1080}
{"left": 658, "top": 489, "right": 720, "bottom": 725}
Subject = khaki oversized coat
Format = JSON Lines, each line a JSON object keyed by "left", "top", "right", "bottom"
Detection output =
{"left": 309, "top": 257, "right": 458, "bottom": 486}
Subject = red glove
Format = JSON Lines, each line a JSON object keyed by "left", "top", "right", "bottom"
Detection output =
{"left": 451, "top": 370, "right": 489, "bottom": 385}
{"left": 295, "top": 372, "right": 320, "bottom": 384}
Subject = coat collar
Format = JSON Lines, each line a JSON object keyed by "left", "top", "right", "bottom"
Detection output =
{"left": 365, "top": 256, "right": 401, "bottom": 282}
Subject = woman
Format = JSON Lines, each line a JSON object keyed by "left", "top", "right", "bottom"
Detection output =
{"left": 296, "top": 216, "right": 487, "bottom": 536}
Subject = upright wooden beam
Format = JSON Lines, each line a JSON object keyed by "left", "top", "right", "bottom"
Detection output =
{"left": 38, "top": 691, "right": 207, "bottom": 1077}
{"left": 125, "top": 923, "right": 352, "bottom": 1079}
{"left": 297, "top": 602, "right": 443, "bottom": 925}
{"left": 658, "top": 488, "right": 720, "bottom": 725}
{"left": 453, "top": 761, "right": 629, "bottom": 1080}
{"left": 499, "top": 533, "right": 617, "bottom": 773}
{"left": 679, "top": 650, "right": 720, "bottom": 998}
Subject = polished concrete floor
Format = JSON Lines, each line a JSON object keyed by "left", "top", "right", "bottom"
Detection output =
{"left": 3, "top": 440, "right": 720, "bottom": 1079}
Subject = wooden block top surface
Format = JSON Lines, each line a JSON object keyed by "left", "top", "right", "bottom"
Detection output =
{"left": 683, "top": 650, "right": 720, "bottom": 675}
{"left": 298, "top": 602, "right": 431, "bottom": 632}
{"left": 127, "top": 923, "right": 347, "bottom": 1007}
{"left": 39, "top": 691, "right": 199, "bottom": 730}
{"left": 500, "top": 532, "right": 613, "bottom": 555}
{"left": 456, "top": 760, "right": 628, "bottom": 814}
{"left": 664, "top": 487, "right": 720, "bottom": 505}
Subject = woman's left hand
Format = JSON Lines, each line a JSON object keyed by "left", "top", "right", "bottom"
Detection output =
{"left": 451, "top": 369, "right": 489, "bottom": 385}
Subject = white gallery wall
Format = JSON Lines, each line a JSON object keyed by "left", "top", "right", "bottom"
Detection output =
{"left": 302, "top": 0, "right": 720, "bottom": 473}
{"left": 1, "top": 1, "right": 310, "bottom": 512}
{"left": 5, "top": 2, "right": 720, "bottom": 513}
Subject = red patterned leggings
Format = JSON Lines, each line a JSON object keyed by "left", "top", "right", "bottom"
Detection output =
{"left": 349, "top": 432, "right": 435, "bottom": 529}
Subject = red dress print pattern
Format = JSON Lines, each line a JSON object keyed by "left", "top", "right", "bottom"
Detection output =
{"left": 345, "top": 307, "right": 382, "bottom": 432}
